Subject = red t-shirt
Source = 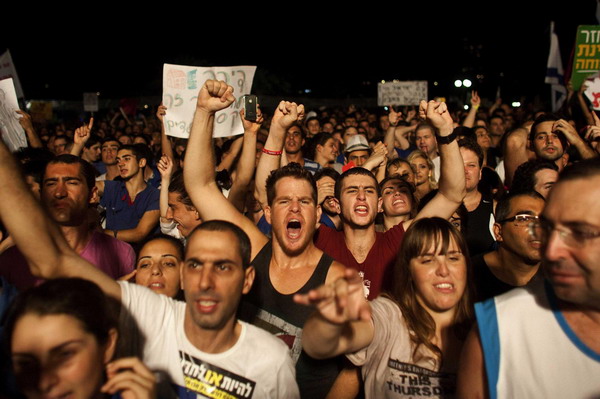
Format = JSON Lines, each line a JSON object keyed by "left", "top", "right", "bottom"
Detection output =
{"left": 314, "top": 223, "right": 405, "bottom": 300}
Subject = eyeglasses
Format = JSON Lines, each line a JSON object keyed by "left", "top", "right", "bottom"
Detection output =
{"left": 528, "top": 219, "right": 600, "bottom": 248}
{"left": 498, "top": 214, "right": 539, "bottom": 226}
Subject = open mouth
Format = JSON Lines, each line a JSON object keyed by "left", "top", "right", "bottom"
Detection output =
{"left": 355, "top": 205, "right": 368, "bottom": 216}
{"left": 148, "top": 282, "right": 165, "bottom": 290}
{"left": 434, "top": 283, "right": 454, "bottom": 292}
{"left": 287, "top": 220, "right": 302, "bottom": 239}
{"left": 196, "top": 299, "right": 218, "bottom": 313}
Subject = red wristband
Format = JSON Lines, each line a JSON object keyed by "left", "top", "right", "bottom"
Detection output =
{"left": 262, "top": 148, "right": 283, "bottom": 156}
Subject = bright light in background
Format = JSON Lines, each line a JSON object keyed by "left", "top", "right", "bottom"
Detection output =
{"left": 463, "top": 79, "right": 472, "bottom": 88}
{"left": 96, "top": 92, "right": 100, "bottom": 96}
{"left": 512, "top": 101, "right": 521, "bottom": 107}
{"left": 454, "top": 80, "right": 462, "bottom": 88}
{"left": 144, "top": 104, "right": 149, "bottom": 109}
{"left": 304, "top": 89, "right": 312, "bottom": 94}
{"left": 464, "top": 105, "right": 470, "bottom": 110}
{"left": 26, "top": 101, "right": 31, "bottom": 110}
{"left": 381, "top": 80, "right": 386, "bottom": 84}
{"left": 433, "top": 81, "right": 439, "bottom": 86}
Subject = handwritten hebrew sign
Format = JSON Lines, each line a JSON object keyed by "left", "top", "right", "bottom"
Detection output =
{"left": 0, "top": 78, "right": 27, "bottom": 152}
{"left": 571, "top": 25, "right": 600, "bottom": 91}
{"left": 162, "top": 64, "right": 256, "bottom": 139}
{"left": 377, "top": 81, "right": 428, "bottom": 106}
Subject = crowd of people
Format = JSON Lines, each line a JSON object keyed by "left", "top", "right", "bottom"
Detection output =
{"left": 0, "top": 77, "right": 599, "bottom": 398}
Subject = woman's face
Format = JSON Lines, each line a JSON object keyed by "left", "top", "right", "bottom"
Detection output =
{"left": 410, "top": 157, "right": 431, "bottom": 186}
{"left": 410, "top": 236, "right": 467, "bottom": 314}
{"left": 135, "top": 239, "right": 182, "bottom": 298}
{"left": 11, "top": 313, "right": 115, "bottom": 399}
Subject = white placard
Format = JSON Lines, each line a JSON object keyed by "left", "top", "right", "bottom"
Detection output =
{"left": 0, "top": 78, "right": 27, "bottom": 152}
{"left": 0, "top": 50, "right": 23, "bottom": 99}
{"left": 162, "top": 64, "right": 256, "bottom": 138}
{"left": 377, "top": 81, "right": 428, "bottom": 106}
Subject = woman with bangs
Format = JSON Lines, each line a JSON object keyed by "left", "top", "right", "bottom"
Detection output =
{"left": 407, "top": 150, "right": 438, "bottom": 201}
{"left": 296, "top": 217, "right": 474, "bottom": 398}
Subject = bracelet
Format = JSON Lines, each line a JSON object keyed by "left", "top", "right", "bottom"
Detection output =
{"left": 436, "top": 130, "right": 457, "bottom": 145}
{"left": 114, "top": 230, "right": 118, "bottom": 239}
{"left": 262, "top": 148, "right": 283, "bottom": 156}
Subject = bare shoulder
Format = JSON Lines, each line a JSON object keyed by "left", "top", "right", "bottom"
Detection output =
{"left": 325, "top": 260, "right": 347, "bottom": 284}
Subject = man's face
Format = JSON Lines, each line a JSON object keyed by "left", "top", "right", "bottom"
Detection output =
{"left": 322, "top": 122, "right": 334, "bottom": 133}
{"left": 496, "top": 195, "right": 545, "bottom": 265}
{"left": 416, "top": 127, "right": 437, "bottom": 158}
{"left": 182, "top": 230, "right": 254, "bottom": 331}
{"left": 284, "top": 126, "right": 304, "bottom": 155}
{"left": 489, "top": 117, "right": 505, "bottom": 136}
{"left": 381, "top": 179, "right": 412, "bottom": 217}
{"left": 542, "top": 176, "right": 600, "bottom": 307}
{"left": 42, "top": 163, "right": 91, "bottom": 226}
{"left": 83, "top": 143, "right": 101, "bottom": 162}
{"left": 116, "top": 149, "right": 143, "bottom": 180}
{"left": 266, "top": 177, "right": 320, "bottom": 256}
{"left": 316, "top": 176, "right": 339, "bottom": 216}
{"left": 53, "top": 137, "right": 68, "bottom": 156}
{"left": 344, "top": 117, "right": 357, "bottom": 128}
{"left": 531, "top": 121, "right": 565, "bottom": 162}
{"left": 101, "top": 141, "right": 119, "bottom": 166}
{"left": 379, "top": 115, "right": 390, "bottom": 131}
{"left": 339, "top": 174, "right": 381, "bottom": 228}
{"left": 533, "top": 168, "right": 558, "bottom": 198}
{"left": 347, "top": 150, "right": 369, "bottom": 167}
{"left": 167, "top": 192, "right": 201, "bottom": 237}
{"left": 460, "top": 148, "right": 482, "bottom": 193}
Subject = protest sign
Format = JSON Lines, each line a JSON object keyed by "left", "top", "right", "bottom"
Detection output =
{"left": 84, "top": 92, "right": 99, "bottom": 112}
{"left": 0, "top": 78, "right": 27, "bottom": 152}
{"left": 0, "top": 50, "right": 23, "bottom": 99}
{"left": 571, "top": 25, "right": 600, "bottom": 91}
{"left": 377, "top": 81, "right": 428, "bottom": 106}
{"left": 162, "top": 64, "right": 256, "bottom": 138}
{"left": 583, "top": 74, "right": 600, "bottom": 110}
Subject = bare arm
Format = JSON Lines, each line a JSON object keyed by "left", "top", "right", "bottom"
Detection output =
{"left": 554, "top": 118, "right": 598, "bottom": 160}
{"left": 456, "top": 324, "right": 488, "bottom": 399}
{"left": 16, "top": 110, "right": 43, "bottom": 148}
{"left": 157, "top": 154, "right": 174, "bottom": 219}
{"left": 104, "top": 209, "right": 160, "bottom": 243}
{"left": 0, "top": 138, "right": 121, "bottom": 299}
{"left": 294, "top": 268, "right": 374, "bottom": 359}
{"left": 70, "top": 118, "right": 94, "bottom": 157}
{"left": 254, "top": 101, "right": 306, "bottom": 209}
{"left": 502, "top": 127, "right": 530, "bottom": 188}
{"left": 408, "top": 100, "right": 466, "bottom": 226}
{"left": 462, "top": 91, "right": 480, "bottom": 128}
{"left": 157, "top": 105, "right": 175, "bottom": 163}
{"left": 228, "top": 108, "right": 263, "bottom": 212}
{"left": 184, "top": 80, "right": 268, "bottom": 259}
{"left": 217, "top": 135, "right": 243, "bottom": 172}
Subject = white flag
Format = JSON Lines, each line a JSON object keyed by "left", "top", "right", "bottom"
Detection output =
{"left": 545, "top": 21, "right": 567, "bottom": 112}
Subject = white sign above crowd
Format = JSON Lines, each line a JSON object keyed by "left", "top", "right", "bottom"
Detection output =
{"left": 377, "top": 81, "right": 428, "bottom": 106}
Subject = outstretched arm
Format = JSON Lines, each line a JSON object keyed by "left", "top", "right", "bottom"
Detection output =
{"left": 408, "top": 100, "right": 466, "bottom": 226}
{"left": 462, "top": 91, "right": 480, "bottom": 128}
{"left": 157, "top": 104, "right": 176, "bottom": 164}
{"left": 254, "top": 101, "right": 305, "bottom": 209}
{"left": 184, "top": 80, "right": 268, "bottom": 259}
{"left": 295, "top": 268, "right": 373, "bottom": 359}
{"left": 0, "top": 139, "right": 121, "bottom": 299}
{"left": 228, "top": 108, "right": 263, "bottom": 212}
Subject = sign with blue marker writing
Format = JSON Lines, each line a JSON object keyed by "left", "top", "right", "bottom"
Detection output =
{"left": 162, "top": 64, "right": 257, "bottom": 138}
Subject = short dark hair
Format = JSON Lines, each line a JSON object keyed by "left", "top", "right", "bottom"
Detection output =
{"left": 168, "top": 170, "right": 195, "bottom": 209}
{"left": 458, "top": 138, "right": 484, "bottom": 167}
{"left": 137, "top": 233, "right": 185, "bottom": 262}
{"left": 187, "top": 220, "right": 252, "bottom": 269}
{"left": 511, "top": 159, "right": 559, "bottom": 194}
{"left": 558, "top": 158, "right": 600, "bottom": 182}
{"left": 495, "top": 190, "right": 545, "bottom": 223}
{"left": 265, "top": 163, "right": 317, "bottom": 206}
{"left": 101, "top": 136, "right": 120, "bottom": 146}
{"left": 118, "top": 144, "right": 151, "bottom": 165}
{"left": 529, "top": 113, "right": 568, "bottom": 150}
{"left": 3, "top": 278, "right": 117, "bottom": 353}
{"left": 335, "top": 167, "right": 380, "bottom": 200}
{"left": 84, "top": 135, "right": 101, "bottom": 149}
{"left": 47, "top": 154, "right": 97, "bottom": 190}
{"left": 314, "top": 167, "right": 340, "bottom": 182}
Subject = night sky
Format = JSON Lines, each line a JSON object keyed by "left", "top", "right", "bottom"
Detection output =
{"left": 1, "top": 2, "right": 596, "bottom": 108}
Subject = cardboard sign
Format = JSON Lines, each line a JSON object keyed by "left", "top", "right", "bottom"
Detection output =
{"left": 162, "top": 64, "right": 256, "bottom": 139}
{"left": 0, "top": 78, "right": 27, "bottom": 152}
{"left": 571, "top": 25, "right": 600, "bottom": 91}
{"left": 377, "top": 81, "right": 428, "bottom": 106}
{"left": 83, "top": 92, "right": 99, "bottom": 112}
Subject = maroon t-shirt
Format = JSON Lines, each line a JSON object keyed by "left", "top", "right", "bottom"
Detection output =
{"left": 314, "top": 223, "right": 405, "bottom": 300}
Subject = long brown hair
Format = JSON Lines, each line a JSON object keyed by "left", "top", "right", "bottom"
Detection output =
{"left": 385, "top": 217, "right": 474, "bottom": 363}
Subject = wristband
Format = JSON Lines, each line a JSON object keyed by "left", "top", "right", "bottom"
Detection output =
{"left": 436, "top": 130, "right": 457, "bottom": 145}
{"left": 262, "top": 148, "right": 283, "bottom": 156}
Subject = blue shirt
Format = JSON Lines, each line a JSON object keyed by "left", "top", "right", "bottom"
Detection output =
{"left": 100, "top": 180, "right": 159, "bottom": 231}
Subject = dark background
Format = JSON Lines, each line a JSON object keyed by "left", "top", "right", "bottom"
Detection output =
{"left": 0, "top": 2, "right": 596, "bottom": 109}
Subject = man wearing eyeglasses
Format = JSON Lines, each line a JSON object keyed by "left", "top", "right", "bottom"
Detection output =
{"left": 471, "top": 190, "right": 545, "bottom": 302}
{"left": 458, "top": 159, "right": 600, "bottom": 398}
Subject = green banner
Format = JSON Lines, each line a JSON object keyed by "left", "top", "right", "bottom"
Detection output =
{"left": 571, "top": 25, "right": 600, "bottom": 91}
